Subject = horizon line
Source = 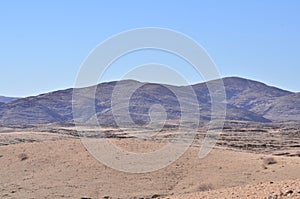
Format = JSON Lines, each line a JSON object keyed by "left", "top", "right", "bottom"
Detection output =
{"left": 0, "top": 76, "right": 298, "bottom": 99}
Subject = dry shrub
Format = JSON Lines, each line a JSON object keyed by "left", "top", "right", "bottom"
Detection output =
{"left": 198, "top": 183, "right": 213, "bottom": 192}
{"left": 18, "top": 153, "right": 28, "bottom": 161}
{"left": 263, "top": 157, "right": 277, "bottom": 165}
{"left": 262, "top": 164, "right": 268, "bottom": 169}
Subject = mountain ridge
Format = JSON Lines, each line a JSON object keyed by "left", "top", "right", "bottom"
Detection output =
{"left": 0, "top": 96, "right": 21, "bottom": 103}
{"left": 0, "top": 77, "right": 298, "bottom": 126}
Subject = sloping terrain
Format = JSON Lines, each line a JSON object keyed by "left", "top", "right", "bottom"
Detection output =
{"left": 0, "top": 77, "right": 298, "bottom": 126}
{"left": 221, "top": 77, "right": 292, "bottom": 115}
{"left": 0, "top": 96, "right": 20, "bottom": 103}
{"left": 0, "top": 133, "right": 299, "bottom": 199}
{"left": 263, "top": 92, "right": 300, "bottom": 121}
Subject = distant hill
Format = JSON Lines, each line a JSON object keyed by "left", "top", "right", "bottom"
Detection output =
{"left": 0, "top": 77, "right": 298, "bottom": 126}
{"left": 0, "top": 96, "right": 20, "bottom": 103}
{"left": 263, "top": 92, "right": 300, "bottom": 121}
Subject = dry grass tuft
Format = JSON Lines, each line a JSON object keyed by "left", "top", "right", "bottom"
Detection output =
{"left": 198, "top": 183, "right": 213, "bottom": 192}
{"left": 18, "top": 153, "right": 28, "bottom": 161}
{"left": 263, "top": 157, "right": 277, "bottom": 165}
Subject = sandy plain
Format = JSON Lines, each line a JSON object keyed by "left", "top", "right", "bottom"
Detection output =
{"left": 0, "top": 125, "right": 299, "bottom": 199}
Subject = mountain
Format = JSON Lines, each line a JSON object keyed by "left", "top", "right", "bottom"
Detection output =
{"left": 0, "top": 77, "right": 298, "bottom": 126}
{"left": 222, "top": 77, "right": 292, "bottom": 116}
{"left": 0, "top": 96, "right": 20, "bottom": 103}
{"left": 263, "top": 92, "right": 300, "bottom": 121}
{"left": 0, "top": 89, "right": 73, "bottom": 125}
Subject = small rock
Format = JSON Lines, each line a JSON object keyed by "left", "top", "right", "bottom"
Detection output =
{"left": 283, "top": 190, "right": 293, "bottom": 196}
{"left": 279, "top": 191, "right": 284, "bottom": 196}
{"left": 18, "top": 153, "right": 28, "bottom": 161}
{"left": 263, "top": 157, "right": 277, "bottom": 165}
{"left": 152, "top": 194, "right": 160, "bottom": 198}
{"left": 266, "top": 195, "right": 278, "bottom": 199}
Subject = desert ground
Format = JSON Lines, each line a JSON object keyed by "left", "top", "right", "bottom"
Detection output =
{"left": 0, "top": 122, "right": 299, "bottom": 199}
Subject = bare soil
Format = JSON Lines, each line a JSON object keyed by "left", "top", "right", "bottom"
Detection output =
{"left": 0, "top": 125, "right": 300, "bottom": 199}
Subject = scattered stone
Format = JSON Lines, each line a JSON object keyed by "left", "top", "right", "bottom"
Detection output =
{"left": 18, "top": 153, "right": 28, "bottom": 161}
{"left": 273, "top": 152, "right": 290, "bottom": 156}
{"left": 262, "top": 164, "right": 268, "bottom": 169}
{"left": 295, "top": 151, "right": 300, "bottom": 157}
{"left": 152, "top": 194, "right": 160, "bottom": 198}
{"left": 263, "top": 157, "right": 277, "bottom": 165}
{"left": 283, "top": 190, "right": 293, "bottom": 196}
{"left": 266, "top": 195, "right": 279, "bottom": 199}
{"left": 81, "top": 197, "right": 92, "bottom": 199}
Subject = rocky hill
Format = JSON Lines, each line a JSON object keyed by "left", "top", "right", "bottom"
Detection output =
{"left": 263, "top": 92, "right": 300, "bottom": 121}
{"left": 0, "top": 77, "right": 298, "bottom": 126}
{"left": 0, "top": 96, "right": 20, "bottom": 103}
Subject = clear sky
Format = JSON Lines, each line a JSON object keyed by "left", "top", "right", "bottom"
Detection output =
{"left": 0, "top": 0, "right": 299, "bottom": 97}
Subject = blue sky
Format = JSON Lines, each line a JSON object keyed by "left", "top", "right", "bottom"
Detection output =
{"left": 0, "top": 0, "right": 299, "bottom": 97}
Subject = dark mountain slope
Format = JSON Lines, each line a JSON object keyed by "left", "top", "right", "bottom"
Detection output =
{"left": 0, "top": 96, "right": 21, "bottom": 103}
{"left": 0, "top": 77, "right": 297, "bottom": 126}
{"left": 212, "top": 77, "right": 292, "bottom": 115}
{"left": 263, "top": 92, "right": 300, "bottom": 121}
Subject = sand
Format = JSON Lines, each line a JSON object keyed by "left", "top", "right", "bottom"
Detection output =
{"left": 0, "top": 131, "right": 300, "bottom": 199}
